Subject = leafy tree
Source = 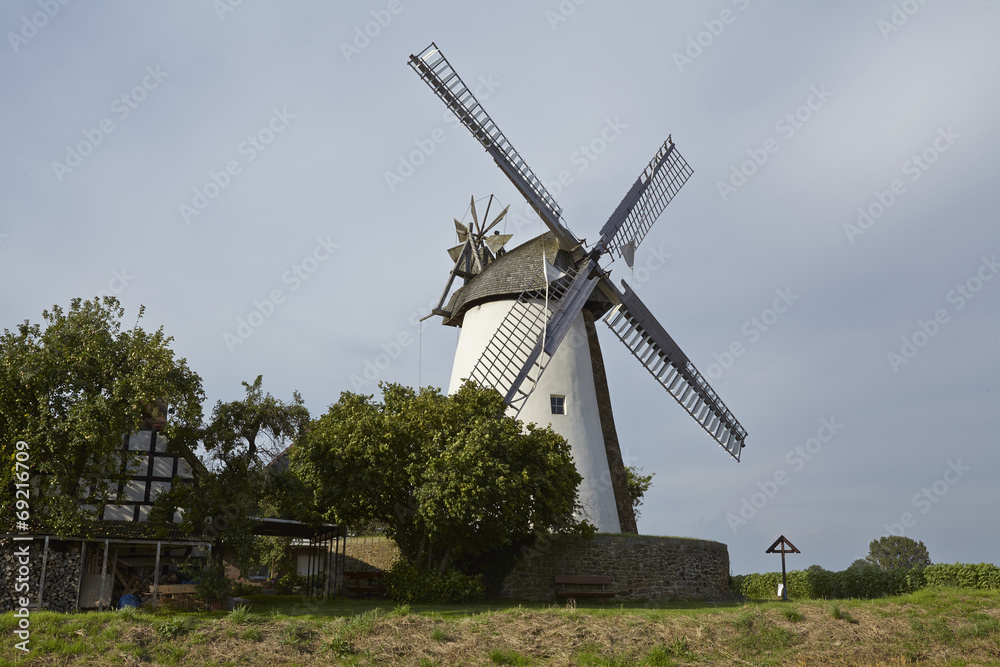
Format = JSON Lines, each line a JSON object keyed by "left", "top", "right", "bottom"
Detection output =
{"left": 866, "top": 535, "right": 932, "bottom": 570}
{"left": 201, "top": 375, "right": 309, "bottom": 472}
{"left": 625, "top": 465, "right": 654, "bottom": 519}
{"left": 292, "top": 381, "right": 592, "bottom": 574}
{"left": 0, "top": 297, "right": 203, "bottom": 536}
{"left": 848, "top": 558, "right": 874, "bottom": 570}
{"left": 152, "top": 375, "right": 310, "bottom": 574}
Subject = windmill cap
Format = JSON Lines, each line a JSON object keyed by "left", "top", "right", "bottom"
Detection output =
{"left": 441, "top": 232, "right": 611, "bottom": 327}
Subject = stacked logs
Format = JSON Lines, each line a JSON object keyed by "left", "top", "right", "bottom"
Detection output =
{"left": 1, "top": 538, "right": 82, "bottom": 612}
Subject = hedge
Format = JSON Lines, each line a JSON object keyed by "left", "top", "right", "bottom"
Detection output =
{"left": 731, "top": 562, "right": 1000, "bottom": 600}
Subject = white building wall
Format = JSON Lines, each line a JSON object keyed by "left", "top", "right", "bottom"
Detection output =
{"left": 448, "top": 300, "right": 621, "bottom": 533}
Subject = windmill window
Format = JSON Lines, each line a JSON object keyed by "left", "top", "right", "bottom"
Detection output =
{"left": 550, "top": 395, "right": 566, "bottom": 415}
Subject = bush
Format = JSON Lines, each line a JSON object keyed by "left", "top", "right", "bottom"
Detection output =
{"left": 731, "top": 562, "right": 998, "bottom": 600}
{"left": 923, "top": 563, "right": 1000, "bottom": 590}
{"left": 230, "top": 580, "right": 260, "bottom": 597}
{"left": 180, "top": 559, "right": 232, "bottom": 606}
{"left": 277, "top": 573, "right": 299, "bottom": 595}
{"left": 384, "top": 560, "right": 485, "bottom": 603}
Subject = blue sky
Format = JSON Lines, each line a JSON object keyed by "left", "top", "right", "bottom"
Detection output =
{"left": 2, "top": 1, "right": 998, "bottom": 575}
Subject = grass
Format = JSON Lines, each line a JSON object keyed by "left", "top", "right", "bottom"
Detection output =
{"left": 830, "top": 603, "right": 858, "bottom": 624}
{"left": 0, "top": 587, "right": 997, "bottom": 665}
{"left": 488, "top": 648, "right": 533, "bottom": 665}
{"left": 730, "top": 608, "right": 801, "bottom": 653}
{"left": 781, "top": 606, "right": 804, "bottom": 622}
{"left": 228, "top": 603, "right": 252, "bottom": 624}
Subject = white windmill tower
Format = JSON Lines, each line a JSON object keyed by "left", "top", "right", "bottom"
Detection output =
{"left": 410, "top": 44, "right": 748, "bottom": 533}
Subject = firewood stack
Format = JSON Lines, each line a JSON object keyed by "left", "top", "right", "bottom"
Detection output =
{"left": 1, "top": 538, "right": 82, "bottom": 612}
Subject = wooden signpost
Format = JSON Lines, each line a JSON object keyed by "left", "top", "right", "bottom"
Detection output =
{"left": 765, "top": 535, "right": 800, "bottom": 601}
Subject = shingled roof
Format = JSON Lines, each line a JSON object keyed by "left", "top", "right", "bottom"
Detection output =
{"left": 441, "top": 232, "right": 612, "bottom": 326}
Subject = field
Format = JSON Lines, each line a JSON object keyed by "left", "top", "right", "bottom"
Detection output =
{"left": 1, "top": 588, "right": 998, "bottom": 666}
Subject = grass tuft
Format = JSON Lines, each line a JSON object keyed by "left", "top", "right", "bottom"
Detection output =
{"left": 154, "top": 615, "right": 193, "bottom": 638}
{"left": 643, "top": 645, "right": 679, "bottom": 666}
{"left": 781, "top": 606, "right": 804, "bottom": 623}
{"left": 228, "top": 603, "right": 252, "bottom": 624}
{"left": 731, "top": 609, "right": 801, "bottom": 653}
{"left": 488, "top": 647, "right": 533, "bottom": 665}
{"left": 830, "top": 603, "right": 858, "bottom": 624}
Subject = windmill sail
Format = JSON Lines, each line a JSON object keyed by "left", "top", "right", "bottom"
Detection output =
{"left": 598, "top": 139, "right": 693, "bottom": 259}
{"left": 412, "top": 42, "right": 748, "bottom": 478}
{"left": 465, "top": 259, "right": 597, "bottom": 416}
{"left": 603, "top": 282, "right": 747, "bottom": 461}
{"left": 409, "top": 43, "right": 580, "bottom": 251}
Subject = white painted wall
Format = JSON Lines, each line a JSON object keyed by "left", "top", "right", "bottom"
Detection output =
{"left": 448, "top": 300, "right": 621, "bottom": 533}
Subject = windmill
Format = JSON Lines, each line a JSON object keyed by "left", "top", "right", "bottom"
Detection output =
{"left": 410, "top": 43, "right": 747, "bottom": 534}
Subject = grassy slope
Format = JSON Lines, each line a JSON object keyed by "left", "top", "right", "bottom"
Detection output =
{"left": 0, "top": 588, "right": 997, "bottom": 666}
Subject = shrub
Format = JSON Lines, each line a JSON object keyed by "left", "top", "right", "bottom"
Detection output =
{"left": 230, "top": 580, "right": 260, "bottom": 597}
{"left": 923, "top": 563, "right": 1000, "bottom": 590}
{"left": 384, "top": 560, "right": 485, "bottom": 603}
{"left": 276, "top": 573, "right": 299, "bottom": 595}
{"left": 731, "top": 562, "right": 998, "bottom": 600}
{"left": 180, "top": 559, "right": 232, "bottom": 606}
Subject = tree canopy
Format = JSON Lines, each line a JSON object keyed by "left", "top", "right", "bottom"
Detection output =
{"left": 0, "top": 297, "right": 203, "bottom": 536}
{"left": 292, "top": 381, "right": 592, "bottom": 573}
{"left": 152, "top": 375, "right": 311, "bottom": 571}
{"left": 866, "top": 535, "right": 932, "bottom": 570}
{"left": 625, "top": 466, "right": 654, "bottom": 520}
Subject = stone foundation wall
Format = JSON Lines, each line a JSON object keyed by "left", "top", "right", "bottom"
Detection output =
{"left": 500, "top": 534, "right": 730, "bottom": 602}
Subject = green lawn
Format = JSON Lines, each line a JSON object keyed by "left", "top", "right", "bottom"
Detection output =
{"left": 0, "top": 588, "right": 997, "bottom": 666}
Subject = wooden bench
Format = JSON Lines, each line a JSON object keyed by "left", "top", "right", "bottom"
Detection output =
{"left": 344, "top": 571, "right": 385, "bottom": 599}
{"left": 150, "top": 584, "right": 198, "bottom": 595}
{"left": 554, "top": 574, "right": 615, "bottom": 600}
{"left": 148, "top": 584, "right": 199, "bottom": 610}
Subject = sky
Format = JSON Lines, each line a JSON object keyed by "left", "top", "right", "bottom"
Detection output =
{"left": 2, "top": 1, "right": 998, "bottom": 576}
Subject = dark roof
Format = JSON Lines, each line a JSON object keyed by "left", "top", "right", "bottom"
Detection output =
{"left": 5, "top": 520, "right": 211, "bottom": 543}
{"left": 443, "top": 233, "right": 610, "bottom": 326}
{"left": 251, "top": 517, "right": 341, "bottom": 539}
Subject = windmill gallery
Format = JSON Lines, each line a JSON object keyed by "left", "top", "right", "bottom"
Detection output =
{"left": 407, "top": 42, "right": 749, "bottom": 551}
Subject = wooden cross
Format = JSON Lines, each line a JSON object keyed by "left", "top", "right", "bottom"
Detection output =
{"left": 765, "top": 535, "right": 800, "bottom": 601}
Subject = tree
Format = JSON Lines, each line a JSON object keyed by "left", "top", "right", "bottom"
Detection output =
{"left": 625, "top": 465, "right": 654, "bottom": 519}
{"left": 0, "top": 297, "right": 203, "bottom": 536}
{"left": 201, "top": 375, "right": 309, "bottom": 473}
{"left": 152, "top": 375, "right": 310, "bottom": 573}
{"left": 292, "top": 381, "right": 592, "bottom": 574}
{"left": 848, "top": 558, "right": 874, "bottom": 570}
{"left": 866, "top": 535, "right": 932, "bottom": 570}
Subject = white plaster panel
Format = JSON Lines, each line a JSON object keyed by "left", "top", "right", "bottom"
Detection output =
{"left": 449, "top": 300, "right": 621, "bottom": 533}
{"left": 152, "top": 456, "right": 174, "bottom": 478}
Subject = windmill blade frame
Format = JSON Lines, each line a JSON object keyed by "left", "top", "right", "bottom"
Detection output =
{"left": 462, "top": 258, "right": 599, "bottom": 416}
{"left": 409, "top": 43, "right": 581, "bottom": 252}
{"left": 598, "top": 139, "right": 694, "bottom": 260}
{"left": 602, "top": 280, "right": 747, "bottom": 461}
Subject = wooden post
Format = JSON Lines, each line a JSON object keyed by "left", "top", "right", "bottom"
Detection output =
{"left": 781, "top": 549, "right": 788, "bottom": 602}
{"left": 99, "top": 540, "right": 110, "bottom": 612}
{"left": 152, "top": 542, "right": 161, "bottom": 611}
{"left": 74, "top": 542, "right": 88, "bottom": 612}
{"left": 206, "top": 542, "right": 212, "bottom": 612}
{"left": 109, "top": 547, "right": 119, "bottom": 608}
{"left": 765, "top": 535, "right": 800, "bottom": 602}
{"left": 36, "top": 535, "right": 50, "bottom": 609}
